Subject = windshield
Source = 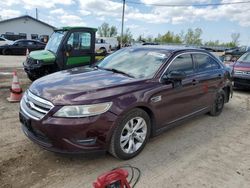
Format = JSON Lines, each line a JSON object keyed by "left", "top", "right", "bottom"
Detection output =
{"left": 238, "top": 52, "right": 250, "bottom": 62}
{"left": 45, "top": 31, "right": 65, "bottom": 53}
{"left": 97, "top": 48, "right": 170, "bottom": 79}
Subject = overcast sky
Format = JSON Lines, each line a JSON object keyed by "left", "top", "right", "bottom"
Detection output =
{"left": 1, "top": 0, "right": 250, "bottom": 45}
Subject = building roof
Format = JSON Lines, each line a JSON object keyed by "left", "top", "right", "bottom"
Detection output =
{"left": 56, "top": 26, "right": 97, "bottom": 32}
{"left": 0, "top": 15, "right": 55, "bottom": 29}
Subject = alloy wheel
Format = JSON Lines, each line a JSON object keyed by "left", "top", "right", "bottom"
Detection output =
{"left": 120, "top": 117, "right": 147, "bottom": 154}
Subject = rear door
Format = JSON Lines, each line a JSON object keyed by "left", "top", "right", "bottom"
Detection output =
{"left": 12, "top": 41, "right": 27, "bottom": 55}
{"left": 63, "top": 29, "right": 95, "bottom": 69}
{"left": 34, "top": 41, "right": 45, "bottom": 50}
{"left": 192, "top": 53, "right": 224, "bottom": 107}
{"left": 26, "top": 41, "right": 37, "bottom": 52}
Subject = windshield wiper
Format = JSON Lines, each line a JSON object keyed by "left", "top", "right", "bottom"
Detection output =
{"left": 109, "top": 68, "right": 135, "bottom": 78}
{"left": 93, "top": 66, "right": 134, "bottom": 78}
{"left": 99, "top": 67, "right": 134, "bottom": 78}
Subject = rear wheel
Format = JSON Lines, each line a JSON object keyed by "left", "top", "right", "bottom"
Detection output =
{"left": 209, "top": 90, "right": 225, "bottom": 116}
{"left": 109, "top": 108, "right": 151, "bottom": 160}
{"left": 99, "top": 47, "right": 107, "bottom": 55}
{"left": 3, "top": 49, "right": 11, "bottom": 55}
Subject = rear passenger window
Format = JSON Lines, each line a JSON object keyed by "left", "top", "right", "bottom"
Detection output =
{"left": 167, "top": 54, "right": 194, "bottom": 75}
{"left": 193, "top": 54, "right": 220, "bottom": 71}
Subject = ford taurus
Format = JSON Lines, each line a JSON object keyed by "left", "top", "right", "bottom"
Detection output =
{"left": 19, "top": 46, "right": 233, "bottom": 159}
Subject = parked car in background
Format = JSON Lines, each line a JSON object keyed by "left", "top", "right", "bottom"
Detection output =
{"left": 231, "top": 52, "right": 250, "bottom": 89}
{"left": 95, "top": 38, "right": 111, "bottom": 54}
{"left": 224, "top": 46, "right": 250, "bottom": 61}
{"left": 19, "top": 46, "right": 232, "bottom": 159}
{"left": 0, "top": 39, "right": 45, "bottom": 55}
{"left": 98, "top": 37, "right": 118, "bottom": 50}
{"left": 0, "top": 37, "right": 12, "bottom": 46}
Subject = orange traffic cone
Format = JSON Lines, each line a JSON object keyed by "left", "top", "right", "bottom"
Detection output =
{"left": 26, "top": 48, "right": 29, "bottom": 57}
{"left": 7, "top": 71, "right": 23, "bottom": 102}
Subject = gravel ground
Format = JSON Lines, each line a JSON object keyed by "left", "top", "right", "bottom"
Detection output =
{"left": 0, "top": 55, "right": 250, "bottom": 188}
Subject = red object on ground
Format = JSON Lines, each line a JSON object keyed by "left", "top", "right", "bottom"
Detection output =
{"left": 7, "top": 71, "right": 22, "bottom": 102}
{"left": 93, "top": 168, "right": 131, "bottom": 188}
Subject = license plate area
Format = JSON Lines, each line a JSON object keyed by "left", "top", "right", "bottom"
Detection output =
{"left": 19, "top": 112, "right": 32, "bottom": 131}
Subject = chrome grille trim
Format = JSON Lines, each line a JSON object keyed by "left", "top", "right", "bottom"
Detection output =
{"left": 20, "top": 90, "right": 54, "bottom": 120}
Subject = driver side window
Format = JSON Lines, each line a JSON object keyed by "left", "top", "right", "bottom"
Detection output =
{"left": 67, "top": 32, "right": 91, "bottom": 50}
{"left": 167, "top": 54, "right": 194, "bottom": 75}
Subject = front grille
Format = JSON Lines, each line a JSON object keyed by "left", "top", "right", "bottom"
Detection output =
{"left": 20, "top": 90, "right": 54, "bottom": 120}
{"left": 234, "top": 78, "right": 250, "bottom": 84}
{"left": 234, "top": 70, "right": 250, "bottom": 75}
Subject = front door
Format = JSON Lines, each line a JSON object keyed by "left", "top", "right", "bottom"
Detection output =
{"left": 63, "top": 29, "right": 95, "bottom": 69}
{"left": 153, "top": 53, "right": 203, "bottom": 128}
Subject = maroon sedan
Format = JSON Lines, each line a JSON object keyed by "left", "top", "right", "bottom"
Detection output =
{"left": 19, "top": 46, "right": 233, "bottom": 159}
{"left": 232, "top": 52, "right": 250, "bottom": 89}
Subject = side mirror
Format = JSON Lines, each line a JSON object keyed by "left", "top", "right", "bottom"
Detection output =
{"left": 65, "top": 44, "right": 72, "bottom": 52}
{"left": 162, "top": 71, "right": 186, "bottom": 83}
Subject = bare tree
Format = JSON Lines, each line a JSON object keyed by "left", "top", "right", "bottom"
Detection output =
{"left": 98, "top": 22, "right": 118, "bottom": 37}
{"left": 231, "top": 33, "right": 240, "bottom": 46}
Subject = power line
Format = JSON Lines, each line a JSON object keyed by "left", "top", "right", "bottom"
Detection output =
{"left": 125, "top": 0, "right": 250, "bottom": 7}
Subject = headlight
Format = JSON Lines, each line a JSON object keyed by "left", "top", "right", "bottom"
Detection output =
{"left": 53, "top": 102, "right": 112, "bottom": 117}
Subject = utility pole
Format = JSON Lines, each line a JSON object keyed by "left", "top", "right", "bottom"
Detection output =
{"left": 121, "top": 0, "right": 125, "bottom": 48}
{"left": 35, "top": 8, "right": 38, "bottom": 19}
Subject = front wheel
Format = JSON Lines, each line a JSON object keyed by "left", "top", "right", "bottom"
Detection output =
{"left": 209, "top": 90, "right": 225, "bottom": 116}
{"left": 109, "top": 108, "right": 151, "bottom": 160}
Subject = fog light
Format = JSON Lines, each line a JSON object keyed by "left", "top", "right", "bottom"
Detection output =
{"left": 75, "top": 138, "right": 96, "bottom": 145}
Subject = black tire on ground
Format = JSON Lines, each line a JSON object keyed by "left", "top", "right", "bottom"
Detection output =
{"left": 3, "top": 49, "right": 11, "bottom": 55}
{"left": 109, "top": 108, "right": 151, "bottom": 160}
{"left": 209, "top": 90, "right": 225, "bottom": 116}
{"left": 99, "top": 47, "right": 107, "bottom": 55}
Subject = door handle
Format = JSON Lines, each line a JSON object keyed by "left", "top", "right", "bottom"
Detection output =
{"left": 192, "top": 79, "right": 199, "bottom": 85}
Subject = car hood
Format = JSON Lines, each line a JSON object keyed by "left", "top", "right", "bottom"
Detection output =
{"left": 234, "top": 61, "right": 250, "bottom": 71}
{"left": 29, "top": 50, "right": 56, "bottom": 62}
{"left": 29, "top": 67, "right": 145, "bottom": 105}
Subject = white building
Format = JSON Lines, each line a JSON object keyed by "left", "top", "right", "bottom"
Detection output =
{"left": 0, "top": 15, "right": 55, "bottom": 41}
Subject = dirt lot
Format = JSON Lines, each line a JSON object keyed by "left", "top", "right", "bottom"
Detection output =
{"left": 0, "top": 55, "right": 250, "bottom": 188}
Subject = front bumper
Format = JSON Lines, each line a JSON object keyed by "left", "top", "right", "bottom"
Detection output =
{"left": 19, "top": 109, "right": 117, "bottom": 154}
{"left": 233, "top": 75, "right": 250, "bottom": 88}
{"left": 23, "top": 59, "right": 43, "bottom": 75}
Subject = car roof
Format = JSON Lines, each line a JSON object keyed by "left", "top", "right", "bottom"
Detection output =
{"left": 14, "top": 39, "right": 45, "bottom": 43}
{"left": 129, "top": 45, "right": 206, "bottom": 53}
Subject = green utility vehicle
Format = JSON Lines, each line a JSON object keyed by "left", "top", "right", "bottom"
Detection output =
{"left": 23, "top": 27, "right": 104, "bottom": 81}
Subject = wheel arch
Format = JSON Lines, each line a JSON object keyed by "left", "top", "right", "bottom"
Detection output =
{"left": 135, "top": 105, "right": 156, "bottom": 138}
{"left": 222, "top": 85, "right": 231, "bottom": 103}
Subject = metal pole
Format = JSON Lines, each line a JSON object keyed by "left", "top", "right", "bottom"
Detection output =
{"left": 36, "top": 8, "right": 38, "bottom": 19}
{"left": 121, "top": 0, "right": 125, "bottom": 48}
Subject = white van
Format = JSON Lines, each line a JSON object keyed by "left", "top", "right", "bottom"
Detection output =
{"left": 98, "top": 37, "right": 118, "bottom": 50}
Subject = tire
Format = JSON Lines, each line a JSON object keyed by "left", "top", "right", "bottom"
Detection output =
{"left": 3, "top": 49, "right": 11, "bottom": 55}
{"left": 99, "top": 47, "right": 107, "bottom": 55}
{"left": 209, "top": 90, "right": 225, "bottom": 116}
{"left": 109, "top": 108, "right": 151, "bottom": 160}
